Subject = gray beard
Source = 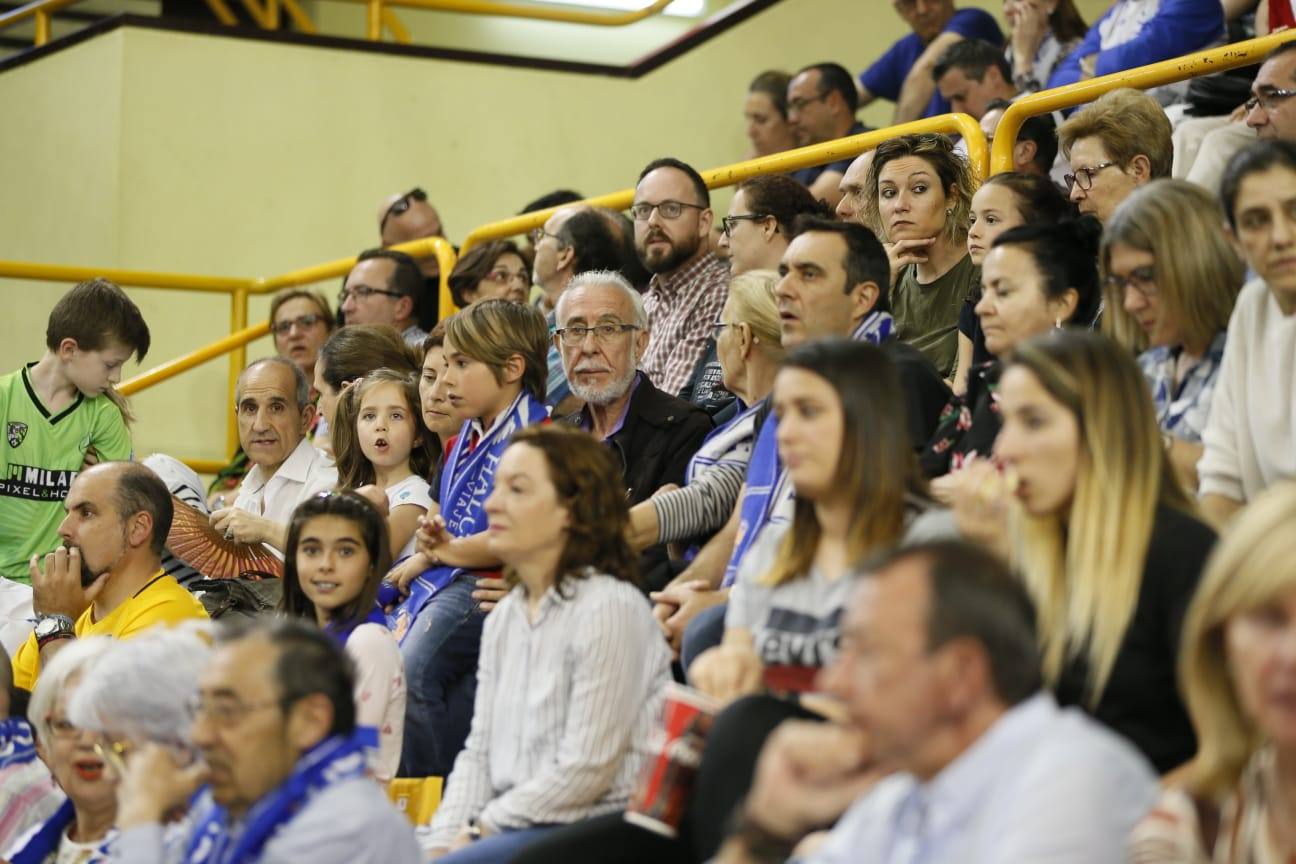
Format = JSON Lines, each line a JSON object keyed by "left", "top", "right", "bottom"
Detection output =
{"left": 568, "top": 360, "right": 639, "bottom": 407}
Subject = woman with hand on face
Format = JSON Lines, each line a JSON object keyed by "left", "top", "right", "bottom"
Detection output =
{"left": 924, "top": 217, "right": 1102, "bottom": 484}
{"left": 1100, "top": 180, "right": 1244, "bottom": 493}
{"left": 955, "top": 331, "right": 1216, "bottom": 775}
{"left": 423, "top": 425, "right": 671, "bottom": 863}
{"left": 865, "top": 132, "right": 979, "bottom": 380}
{"left": 1003, "top": 0, "right": 1087, "bottom": 94}
{"left": 743, "top": 71, "right": 798, "bottom": 160}
{"left": 447, "top": 242, "right": 530, "bottom": 308}
{"left": 953, "top": 172, "right": 1073, "bottom": 395}
{"left": 1128, "top": 483, "right": 1296, "bottom": 863}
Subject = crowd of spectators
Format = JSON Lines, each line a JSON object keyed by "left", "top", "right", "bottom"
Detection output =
{"left": 2, "top": 3, "right": 1296, "bottom": 862}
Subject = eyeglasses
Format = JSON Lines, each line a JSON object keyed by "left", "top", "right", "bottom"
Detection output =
{"left": 1064, "top": 162, "right": 1117, "bottom": 192}
{"left": 380, "top": 187, "right": 428, "bottom": 233}
{"left": 485, "top": 268, "right": 530, "bottom": 286}
{"left": 188, "top": 694, "right": 281, "bottom": 725}
{"left": 44, "top": 715, "right": 79, "bottom": 740}
{"left": 1245, "top": 87, "right": 1296, "bottom": 113}
{"left": 93, "top": 737, "right": 131, "bottom": 776}
{"left": 554, "top": 322, "right": 640, "bottom": 346}
{"left": 630, "top": 200, "right": 705, "bottom": 222}
{"left": 338, "top": 285, "right": 404, "bottom": 305}
{"left": 710, "top": 321, "right": 740, "bottom": 340}
{"left": 720, "top": 214, "right": 773, "bottom": 237}
{"left": 1103, "top": 265, "right": 1158, "bottom": 299}
{"left": 529, "top": 228, "right": 565, "bottom": 246}
{"left": 272, "top": 313, "right": 327, "bottom": 335}
{"left": 786, "top": 94, "right": 827, "bottom": 113}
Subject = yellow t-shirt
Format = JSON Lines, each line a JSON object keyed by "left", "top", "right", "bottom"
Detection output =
{"left": 13, "top": 571, "right": 208, "bottom": 691}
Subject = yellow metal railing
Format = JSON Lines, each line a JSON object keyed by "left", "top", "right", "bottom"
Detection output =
{"left": 992, "top": 32, "right": 1296, "bottom": 175}
{"left": 353, "top": 0, "right": 675, "bottom": 46}
{"left": 0, "top": 0, "right": 81, "bottom": 47}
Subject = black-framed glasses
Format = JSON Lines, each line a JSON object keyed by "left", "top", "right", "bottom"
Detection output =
{"left": 1063, "top": 161, "right": 1117, "bottom": 192}
{"left": 720, "top": 214, "right": 773, "bottom": 237}
{"left": 271, "top": 313, "right": 326, "bottom": 335}
{"left": 630, "top": 200, "right": 706, "bottom": 221}
{"left": 786, "top": 94, "right": 827, "bottom": 113}
{"left": 1245, "top": 87, "right": 1296, "bottom": 113}
{"left": 1103, "top": 266, "right": 1158, "bottom": 299}
{"left": 380, "top": 187, "right": 428, "bottom": 233}
{"left": 529, "top": 227, "right": 565, "bottom": 246}
{"left": 554, "top": 322, "right": 640, "bottom": 346}
{"left": 338, "top": 285, "right": 404, "bottom": 305}
{"left": 188, "top": 694, "right": 282, "bottom": 725}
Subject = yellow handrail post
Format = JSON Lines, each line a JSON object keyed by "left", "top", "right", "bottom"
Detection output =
{"left": 228, "top": 288, "right": 249, "bottom": 458}
{"left": 992, "top": 32, "right": 1296, "bottom": 175}
{"left": 278, "top": 0, "right": 317, "bottom": 32}
{"left": 266, "top": 0, "right": 280, "bottom": 29}
{"left": 380, "top": 7, "right": 410, "bottom": 43}
{"left": 33, "top": 7, "right": 49, "bottom": 44}
{"left": 366, "top": 0, "right": 382, "bottom": 41}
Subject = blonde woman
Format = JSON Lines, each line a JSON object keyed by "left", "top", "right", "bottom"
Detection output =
{"left": 1101, "top": 180, "right": 1245, "bottom": 492}
{"left": 956, "top": 330, "right": 1216, "bottom": 773}
{"left": 1128, "top": 483, "right": 1296, "bottom": 862}
{"left": 865, "top": 132, "right": 979, "bottom": 379}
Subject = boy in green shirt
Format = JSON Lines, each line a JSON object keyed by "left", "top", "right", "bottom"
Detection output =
{"left": 0, "top": 278, "right": 150, "bottom": 649}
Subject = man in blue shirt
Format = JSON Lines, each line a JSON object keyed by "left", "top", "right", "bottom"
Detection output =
{"left": 718, "top": 541, "right": 1157, "bottom": 864}
{"left": 787, "top": 63, "right": 869, "bottom": 209}
{"left": 858, "top": 0, "right": 1003, "bottom": 124}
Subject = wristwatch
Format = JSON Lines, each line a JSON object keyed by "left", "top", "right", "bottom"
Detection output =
{"left": 33, "top": 614, "right": 75, "bottom": 650}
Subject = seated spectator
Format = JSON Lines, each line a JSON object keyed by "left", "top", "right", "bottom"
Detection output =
{"left": 447, "top": 241, "right": 530, "bottom": 309}
{"left": 417, "top": 322, "right": 459, "bottom": 452}
{"left": 834, "top": 151, "right": 874, "bottom": 226}
{"left": 391, "top": 300, "right": 551, "bottom": 779}
{"left": 866, "top": 132, "right": 979, "bottom": 378}
{"left": 110, "top": 620, "right": 421, "bottom": 863}
{"left": 379, "top": 187, "right": 446, "bottom": 326}
{"left": 742, "top": 70, "right": 797, "bottom": 159}
{"left": 6, "top": 637, "right": 117, "bottom": 862}
{"left": 683, "top": 176, "right": 823, "bottom": 414}
{"left": 633, "top": 158, "right": 731, "bottom": 398}
{"left": 12, "top": 462, "right": 208, "bottom": 691}
{"left": 514, "top": 340, "right": 952, "bottom": 864}
{"left": 1, "top": 278, "right": 149, "bottom": 655}
{"left": 556, "top": 270, "right": 713, "bottom": 512}
{"left": 1246, "top": 42, "right": 1296, "bottom": 143}
{"left": 332, "top": 369, "right": 437, "bottom": 561}
{"left": 1101, "top": 180, "right": 1244, "bottom": 492}
{"left": 1129, "top": 482, "right": 1296, "bottom": 861}
{"left": 531, "top": 206, "right": 625, "bottom": 414}
{"left": 857, "top": 0, "right": 1003, "bottom": 123}
{"left": 978, "top": 98, "right": 1059, "bottom": 178}
{"left": 280, "top": 492, "right": 405, "bottom": 783}
{"left": 956, "top": 330, "right": 1217, "bottom": 773}
{"left": 0, "top": 642, "right": 62, "bottom": 852}
{"left": 1004, "top": 0, "right": 1088, "bottom": 93}
{"left": 209, "top": 358, "right": 337, "bottom": 554}
{"left": 517, "top": 189, "right": 583, "bottom": 265}
{"left": 627, "top": 270, "right": 784, "bottom": 554}
{"left": 786, "top": 63, "right": 868, "bottom": 208}
{"left": 423, "top": 426, "right": 671, "bottom": 861}
{"left": 208, "top": 288, "right": 335, "bottom": 507}
{"left": 1047, "top": 0, "right": 1224, "bottom": 98}
{"left": 925, "top": 217, "right": 1102, "bottom": 480}
{"left": 715, "top": 541, "right": 1157, "bottom": 863}
{"left": 340, "top": 249, "right": 429, "bottom": 347}
{"left": 313, "top": 324, "right": 420, "bottom": 457}
{"left": 1058, "top": 87, "right": 1172, "bottom": 224}
{"left": 1200, "top": 141, "right": 1296, "bottom": 527}
{"left": 953, "top": 172, "right": 1073, "bottom": 393}
{"left": 933, "top": 39, "right": 1018, "bottom": 120}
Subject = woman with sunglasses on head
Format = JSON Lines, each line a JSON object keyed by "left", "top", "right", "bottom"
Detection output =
{"left": 1100, "top": 180, "right": 1244, "bottom": 493}
{"left": 447, "top": 241, "right": 530, "bottom": 308}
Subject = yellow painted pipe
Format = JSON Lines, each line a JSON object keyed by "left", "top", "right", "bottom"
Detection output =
{"left": 366, "top": 0, "right": 382, "bottom": 40}
{"left": 992, "top": 32, "right": 1296, "bottom": 175}
{"left": 381, "top": 6, "right": 410, "bottom": 43}
{"left": 336, "top": 0, "right": 672, "bottom": 26}
{"left": 0, "top": 260, "right": 249, "bottom": 293}
{"left": 460, "top": 113, "right": 986, "bottom": 255}
{"left": 119, "top": 319, "right": 270, "bottom": 397}
{"left": 228, "top": 289, "right": 250, "bottom": 456}
{"left": 182, "top": 458, "right": 230, "bottom": 475}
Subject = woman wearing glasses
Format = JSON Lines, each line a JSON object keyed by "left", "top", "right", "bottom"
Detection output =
{"left": 1100, "top": 180, "right": 1244, "bottom": 492}
{"left": 447, "top": 241, "right": 530, "bottom": 308}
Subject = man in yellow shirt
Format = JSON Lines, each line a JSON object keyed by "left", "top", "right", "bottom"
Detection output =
{"left": 12, "top": 461, "right": 208, "bottom": 690}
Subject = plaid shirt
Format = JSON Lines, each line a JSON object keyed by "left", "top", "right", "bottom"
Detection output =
{"left": 641, "top": 252, "right": 731, "bottom": 397}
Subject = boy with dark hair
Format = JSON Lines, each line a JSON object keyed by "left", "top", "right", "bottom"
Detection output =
{"left": 0, "top": 278, "right": 150, "bottom": 647}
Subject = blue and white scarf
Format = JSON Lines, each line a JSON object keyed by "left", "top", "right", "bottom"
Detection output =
{"left": 685, "top": 400, "right": 759, "bottom": 486}
{"left": 183, "top": 730, "right": 372, "bottom": 864}
{"left": 0, "top": 716, "right": 37, "bottom": 769}
{"left": 386, "top": 390, "right": 548, "bottom": 643}
{"left": 722, "top": 311, "right": 894, "bottom": 588}
{"left": 9, "top": 799, "right": 113, "bottom": 864}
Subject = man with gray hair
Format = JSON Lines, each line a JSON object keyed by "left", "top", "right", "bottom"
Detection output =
{"left": 555, "top": 271, "right": 712, "bottom": 585}
{"left": 209, "top": 357, "right": 336, "bottom": 554}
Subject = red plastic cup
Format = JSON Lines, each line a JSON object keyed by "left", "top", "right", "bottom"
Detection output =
{"left": 624, "top": 683, "right": 720, "bottom": 837}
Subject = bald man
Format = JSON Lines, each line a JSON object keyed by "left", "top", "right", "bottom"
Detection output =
{"left": 379, "top": 188, "right": 447, "bottom": 326}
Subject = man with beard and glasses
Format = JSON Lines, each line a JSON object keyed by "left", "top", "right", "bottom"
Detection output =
{"left": 555, "top": 271, "right": 713, "bottom": 590}
{"left": 11, "top": 462, "right": 207, "bottom": 691}
{"left": 633, "top": 158, "right": 732, "bottom": 399}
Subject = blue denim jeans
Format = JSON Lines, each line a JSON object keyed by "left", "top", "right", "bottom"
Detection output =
{"left": 436, "top": 826, "right": 560, "bottom": 863}
{"left": 681, "top": 602, "right": 727, "bottom": 680}
{"left": 398, "top": 574, "right": 484, "bottom": 778}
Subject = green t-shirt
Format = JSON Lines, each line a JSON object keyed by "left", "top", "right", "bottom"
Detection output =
{"left": 892, "top": 255, "right": 980, "bottom": 380}
{"left": 0, "top": 364, "right": 132, "bottom": 581}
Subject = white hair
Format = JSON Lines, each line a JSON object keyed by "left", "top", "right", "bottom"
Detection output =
{"left": 27, "top": 636, "right": 114, "bottom": 742}
{"left": 66, "top": 622, "right": 213, "bottom": 746}
{"left": 555, "top": 269, "right": 648, "bottom": 330}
